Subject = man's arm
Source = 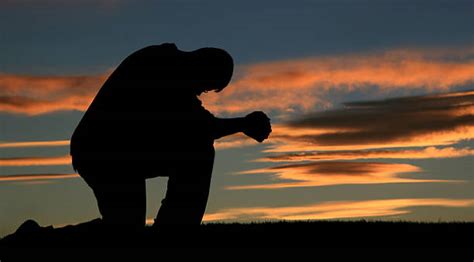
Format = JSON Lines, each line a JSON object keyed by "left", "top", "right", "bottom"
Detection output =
{"left": 213, "top": 117, "right": 247, "bottom": 140}
{"left": 212, "top": 111, "right": 272, "bottom": 142}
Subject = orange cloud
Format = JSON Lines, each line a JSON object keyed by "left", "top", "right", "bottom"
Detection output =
{"left": 238, "top": 47, "right": 474, "bottom": 90}
{"left": 0, "top": 173, "right": 79, "bottom": 182}
{"left": 0, "top": 155, "right": 71, "bottom": 167}
{"left": 0, "top": 140, "right": 69, "bottom": 148}
{"left": 228, "top": 161, "right": 455, "bottom": 190}
{"left": 2, "top": 47, "right": 473, "bottom": 115}
{"left": 201, "top": 47, "right": 474, "bottom": 114}
{"left": 258, "top": 147, "right": 474, "bottom": 162}
{"left": 203, "top": 198, "right": 474, "bottom": 222}
{"left": 0, "top": 73, "right": 107, "bottom": 115}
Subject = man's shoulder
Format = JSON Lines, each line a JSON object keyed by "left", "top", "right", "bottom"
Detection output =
{"left": 118, "top": 43, "right": 179, "bottom": 69}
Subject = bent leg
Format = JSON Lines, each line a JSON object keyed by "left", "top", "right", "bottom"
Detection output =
{"left": 93, "top": 178, "right": 147, "bottom": 229}
{"left": 79, "top": 163, "right": 147, "bottom": 230}
{"left": 154, "top": 155, "right": 214, "bottom": 227}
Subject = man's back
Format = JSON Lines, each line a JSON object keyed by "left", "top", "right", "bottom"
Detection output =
{"left": 70, "top": 44, "right": 216, "bottom": 173}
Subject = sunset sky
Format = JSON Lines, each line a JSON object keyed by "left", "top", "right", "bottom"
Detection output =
{"left": 1, "top": 0, "right": 473, "bottom": 236}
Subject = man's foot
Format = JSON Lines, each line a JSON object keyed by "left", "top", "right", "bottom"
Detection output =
{"left": 15, "top": 219, "right": 53, "bottom": 235}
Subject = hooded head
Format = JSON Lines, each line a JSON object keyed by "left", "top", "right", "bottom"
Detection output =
{"left": 186, "top": 47, "right": 234, "bottom": 95}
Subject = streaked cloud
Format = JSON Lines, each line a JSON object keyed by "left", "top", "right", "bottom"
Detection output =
{"left": 0, "top": 140, "right": 69, "bottom": 148}
{"left": 267, "top": 89, "right": 474, "bottom": 152}
{"left": 0, "top": 134, "right": 251, "bottom": 153}
{"left": 0, "top": 155, "right": 71, "bottom": 167}
{"left": 228, "top": 161, "right": 454, "bottom": 190}
{"left": 258, "top": 146, "right": 474, "bottom": 162}
{"left": 0, "top": 138, "right": 251, "bottom": 167}
{"left": 0, "top": 173, "right": 79, "bottom": 183}
{"left": 2, "top": 47, "right": 473, "bottom": 115}
{"left": 203, "top": 198, "right": 474, "bottom": 222}
{"left": 0, "top": 73, "right": 107, "bottom": 115}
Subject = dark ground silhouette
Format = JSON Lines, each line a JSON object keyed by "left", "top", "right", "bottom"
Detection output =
{"left": 1, "top": 220, "right": 473, "bottom": 250}
{"left": 69, "top": 43, "right": 271, "bottom": 231}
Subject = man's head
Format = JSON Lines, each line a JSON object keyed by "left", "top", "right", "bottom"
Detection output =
{"left": 187, "top": 47, "right": 234, "bottom": 95}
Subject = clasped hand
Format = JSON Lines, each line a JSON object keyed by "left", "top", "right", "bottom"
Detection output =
{"left": 243, "top": 111, "right": 272, "bottom": 142}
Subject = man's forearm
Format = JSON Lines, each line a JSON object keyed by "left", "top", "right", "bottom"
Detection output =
{"left": 213, "top": 117, "right": 246, "bottom": 140}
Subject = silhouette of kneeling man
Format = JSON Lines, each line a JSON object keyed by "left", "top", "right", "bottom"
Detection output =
{"left": 70, "top": 43, "right": 272, "bottom": 231}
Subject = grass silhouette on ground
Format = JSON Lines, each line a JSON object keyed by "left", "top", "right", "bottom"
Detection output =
{"left": 1, "top": 220, "right": 473, "bottom": 248}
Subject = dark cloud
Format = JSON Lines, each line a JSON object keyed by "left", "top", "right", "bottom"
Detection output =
{"left": 268, "top": 89, "right": 474, "bottom": 151}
